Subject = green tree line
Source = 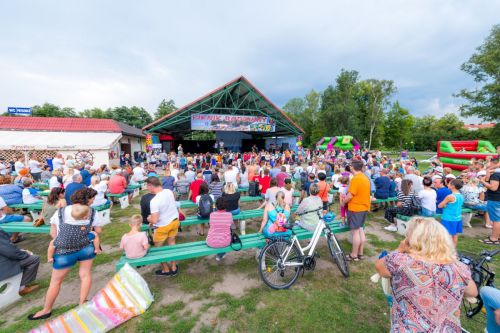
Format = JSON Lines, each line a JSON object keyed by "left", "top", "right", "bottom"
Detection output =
{"left": 4, "top": 98, "right": 177, "bottom": 129}
{"left": 284, "top": 24, "right": 499, "bottom": 151}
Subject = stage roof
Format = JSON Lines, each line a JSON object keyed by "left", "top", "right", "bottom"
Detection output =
{"left": 143, "top": 76, "right": 304, "bottom": 137}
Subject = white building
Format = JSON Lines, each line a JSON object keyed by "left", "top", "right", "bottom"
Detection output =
{"left": 0, "top": 116, "right": 145, "bottom": 168}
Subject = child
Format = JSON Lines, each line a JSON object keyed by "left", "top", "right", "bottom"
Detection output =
{"left": 22, "top": 179, "right": 41, "bottom": 204}
{"left": 40, "top": 165, "right": 52, "bottom": 183}
{"left": 47, "top": 204, "right": 100, "bottom": 262}
{"left": 317, "top": 173, "right": 330, "bottom": 214}
{"left": 338, "top": 176, "right": 349, "bottom": 224}
{"left": 120, "top": 214, "right": 149, "bottom": 259}
{"left": 438, "top": 179, "right": 464, "bottom": 245}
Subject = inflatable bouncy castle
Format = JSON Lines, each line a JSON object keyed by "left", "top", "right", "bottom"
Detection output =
{"left": 437, "top": 140, "right": 497, "bottom": 171}
{"left": 316, "top": 136, "right": 360, "bottom": 151}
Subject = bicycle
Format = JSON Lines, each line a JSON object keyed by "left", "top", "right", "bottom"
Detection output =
{"left": 459, "top": 249, "right": 498, "bottom": 319}
{"left": 258, "top": 215, "right": 349, "bottom": 290}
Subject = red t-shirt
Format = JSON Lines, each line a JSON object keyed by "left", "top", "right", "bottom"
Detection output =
{"left": 189, "top": 179, "right": 205, "bottom": 202}
{"left": 276, "top": 172, "right": 288, "bottom": 188}
{"left": 108, "top": 175, "right": 127, "bottom": 194}
{"left": 258, "top": 175, "right": 271, "bottom": 194}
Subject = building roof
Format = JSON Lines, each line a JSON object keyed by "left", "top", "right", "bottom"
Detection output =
{"left": 0, "top": 116, "right": 143, "bottom": 137}
{"left": 143, "top": 75, "right": 304, "bottom": 137}
{"left": 116, "top": 121, "right": 145, "bottom": 138}
{"left": 464, "top": 123, "right": 496, "bottom": 130}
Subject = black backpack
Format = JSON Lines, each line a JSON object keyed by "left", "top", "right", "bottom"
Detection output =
{"left": 249, "top": 181, "right": 260, "bottom": 197}
{"left": 198, "top": 194, "right": 214, "bottom": 218}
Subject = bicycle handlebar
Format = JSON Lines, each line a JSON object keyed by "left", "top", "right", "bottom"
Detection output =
{"left": 481, "top": 249, "right": 499, "bottom": 257}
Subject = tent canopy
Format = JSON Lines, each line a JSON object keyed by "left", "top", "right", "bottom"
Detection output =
{"left": 143, "top": 76, "right": 304, "bottom": 137}
{"left": 0, "top": 131, "right": 122, "bottom": 151}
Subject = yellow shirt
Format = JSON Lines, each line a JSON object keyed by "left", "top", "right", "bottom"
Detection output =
{"left": 347, "top": 173, "right": 371, "bottom": 212}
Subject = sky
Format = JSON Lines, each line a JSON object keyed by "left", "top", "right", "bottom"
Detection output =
{"left": 0, "top": 1, "right": 498, "bottom": 123}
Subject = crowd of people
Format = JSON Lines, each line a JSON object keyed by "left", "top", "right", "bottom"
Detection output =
{"left": 0, "top": 146, "right": 499, "bottom": 331}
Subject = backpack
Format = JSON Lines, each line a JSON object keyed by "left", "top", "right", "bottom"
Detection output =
{"left": 300, "top": 171, "right": 307, "bottom": 185}
{"left": 249, "top": 181, "right": 260, "bottom": 197}
{"left": 268, "top": 205, "right": 288, "bottom": 234}
{"left": 198, "top": 194, "right": 214, "bottom": 217}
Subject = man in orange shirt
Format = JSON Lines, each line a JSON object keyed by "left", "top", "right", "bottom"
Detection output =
{"left": 344, "top": 160, "right": 370, "bottom": 262}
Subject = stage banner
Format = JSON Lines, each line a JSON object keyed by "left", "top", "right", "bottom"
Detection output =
{"left": 191, "top": 114, "right": 275, "bottom": 132}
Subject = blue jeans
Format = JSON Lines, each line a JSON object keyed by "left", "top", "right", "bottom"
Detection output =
{"left": 420, "top": 208, "right": 435, "bottom": 217}
{"left": 0, "top": 214, "right": 25, "bottom": 224}
{"left": 480, "top": 286, "right": 500, "bottom": 333}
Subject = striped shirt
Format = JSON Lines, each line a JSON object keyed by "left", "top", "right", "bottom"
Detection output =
{"left": 209, "top": 182, "right": 224, "bottom": 199}
{"left": 206, "top": 211, "right": 233, "bottom": 248}
{"left": 397, "top": 191, "right": 416, "bottom": 208}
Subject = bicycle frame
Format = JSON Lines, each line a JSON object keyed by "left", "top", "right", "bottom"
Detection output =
{"left": 280, "top": 219, "right": 330, "bottom": 267}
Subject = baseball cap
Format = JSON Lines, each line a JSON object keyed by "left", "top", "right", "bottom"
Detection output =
{"left": 445, "top": 174, "right": 456, "bottom": 179}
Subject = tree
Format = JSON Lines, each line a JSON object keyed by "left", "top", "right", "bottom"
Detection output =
{"left": 282, "top": 98, "right": 306, "bottom": 115}
{"left": 80, "top": 108, "right": 111, "bottom": 119}
{"left": 154, "top": 99, "right": 177, "bottom": 120}
{"left": 320, "top": 69, "right": 359, "bottom": 136}
{"left": 355, "top": 79, "right": 395, "bottom": 149}
{"left": 109, "top": 106, "right": 153, "bottom": 128}
{"left": 456, "top": 24, "right": 500, "bottom": 121}
{"left": 384, "top": 102, "right": 415, "bottom": 149}
{"left": 32, "top": 103, "right": 78, "bottom": 117}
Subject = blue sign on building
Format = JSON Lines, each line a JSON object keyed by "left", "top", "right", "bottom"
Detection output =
{"left": 7, "top": 107, "right": 32, "bottom": 116}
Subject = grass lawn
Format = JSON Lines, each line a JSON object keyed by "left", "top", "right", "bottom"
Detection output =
{"left": 1, "top": 185, "right": 497, "bottom": 333}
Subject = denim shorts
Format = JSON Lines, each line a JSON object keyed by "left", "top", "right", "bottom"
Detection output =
{"left": 420, "top": 207, "right": 435, "bottom": 217}
{"left": 53, "top": 244, "right": 96, "bottom": 270}
{"left": 487, "top": 200, "right": 500, "bottom": 222}
{"left": 0, "top": 214, "right": 25, "bottom": 224}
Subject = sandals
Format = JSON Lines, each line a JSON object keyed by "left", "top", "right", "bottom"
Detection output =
{"left": 479, "top": 237, "right": 500, "bottom": 245}
{"left": 357, "top": 255, "right": 366, "bottom": 260}
{"left": 346, "top": 254, "right": 359, "bottom": 262}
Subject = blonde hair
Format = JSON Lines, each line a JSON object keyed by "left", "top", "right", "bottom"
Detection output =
{"left": 276, "top": 190, "right": 286, "bottom": 208}
{"left": 71, "top": 204, "right": 90, "bottom": 220}
{"left": 224, "top": 182, "right": 236, "bottom": 194}
{"left": 129, "top": 214, "right": 142, "bottom": 226}
{"left": 90, "top": 175, "right": 100, "bottom": 187}
{"left": 405, "top": 217, "right": 457, "bottom": 263}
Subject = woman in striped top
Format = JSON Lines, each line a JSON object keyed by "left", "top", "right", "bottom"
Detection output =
{"left": 384, "top": 179, "right": 416, "bottom": 232}
{"left": 206, "top": 197, "right": 235, "bottom": 261}
{"left": 209, "top": 174, "right": 224, "bottom": 200}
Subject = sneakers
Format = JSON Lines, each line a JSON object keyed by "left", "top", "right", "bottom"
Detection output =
{"left": 215, "top": 254, "right": 226, "bottom": 261}
{"left": 384, "top": 225, "right": 398, "bottom": 232}
{"left": 155, "top": 266, "right": 179, "bottom": 276}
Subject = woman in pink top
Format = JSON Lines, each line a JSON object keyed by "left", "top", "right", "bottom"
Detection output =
{"left": 206, "top": 197, "right": 234, "bottom": 261}
{"left": 120, "top": 215, "right": 149, "bottom": 259}
{"left": 375, "top": 217, "right": 477, "bottom": 332}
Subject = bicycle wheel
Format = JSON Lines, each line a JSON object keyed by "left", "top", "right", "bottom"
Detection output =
{"left": 327, "top": 233, "right": 349, "bottom": 277}
{"left": 258, "top": 240, "right": 303, "bottom": 290}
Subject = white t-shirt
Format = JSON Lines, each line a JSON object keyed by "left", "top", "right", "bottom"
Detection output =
{"left": 224, "top": 169, "right": 238, "bottom": 188}
{"left": 91, "top": 182, "right": 109, "bottom": 207}
{"left": 49, "top": 176, "right": 61, "bottom": 189}
{"left": 150, "top": 189, "right": 179, "bottom": 227}
{"left": 332, "top": 174, "right": 342, "bottom": 189}
{"left": 185, "top": 170, "right": 196, "bottom": 183}
{"left": 0, "top": 162, "right": 9, "bottom": 175}
{"left": 52, "top": 158, "right": 64, "bottom": 170}
{"left": 133, "top": 167, "right": 146, "bottom": 181}
{"left": 50, "top": 205, "right": 105, "bottom": 234}
{"left": 28, "top": 160, "right": 42, "bottom": 173}
{"left": 171, "top": 168, "right": 179, "bottom": 181}
{"left": 306, "top": 166, "right": 316, "bottom": 175}
{"left": 22, "top": 188, "right": 39, "bottom": 204}
{"left": 14, "top": 161, "right": 25, "bottom": 172}
{"left": 418, "top": 188, "right": 437, "bottom": 212}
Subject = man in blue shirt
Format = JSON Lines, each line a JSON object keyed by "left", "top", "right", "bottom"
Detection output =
{"left": 65, "top": 174, "right": 86, "bottom": 204}
{"left": 79, "top": 166, "right": 92, "bottom": 187}
{"left": 433, "top": 177, "right": 451, "bottom": 214}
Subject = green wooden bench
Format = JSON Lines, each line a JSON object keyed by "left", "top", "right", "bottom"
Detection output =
{"left": 33, "top": 183, "right": 49, "bottom": 190}
{"left": 179, "top": 196, "right": 262, "bottom": 209}
{"left": 179, "top": 205, "right": 298, "bottom": 227}
{"left": 126, "top": 184, "right": 142, "bottom": 198}
{"left": 0, "top": 204, "right": 113, "bottom": 234}
{"left": 8, "top": 202, "right": 43, "bottom": 211}
{"left": 372, "top": 197, "right": 397, "bottom": 205}
{"left": 107, "top": 192, "right": 129, "bottom": 209}
{"left": 38, "top": 190, "right": 50, "bottom": 197}
{"left": 395, "top": 208, "right": 473, "bottom": 235}
{"left": 115, "top": 221, "right": 350, "bottom": 271}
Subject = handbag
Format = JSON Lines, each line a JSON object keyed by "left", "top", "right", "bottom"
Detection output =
{"left": 230, "top": 229, "right": 242, "bottom": 251}
{"left": 410, "top": 195, "right": 422, "bottom": 215}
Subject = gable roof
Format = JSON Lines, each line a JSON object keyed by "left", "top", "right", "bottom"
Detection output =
{"left": 143, "top": 76, "right": 304, "bottom": 136}
{"left": 0, "top": 116, "right": 144, "bottom": 137}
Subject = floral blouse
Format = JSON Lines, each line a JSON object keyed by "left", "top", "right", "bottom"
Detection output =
{"left": 385, "top": 252, "right": 471, "bottom": 333}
